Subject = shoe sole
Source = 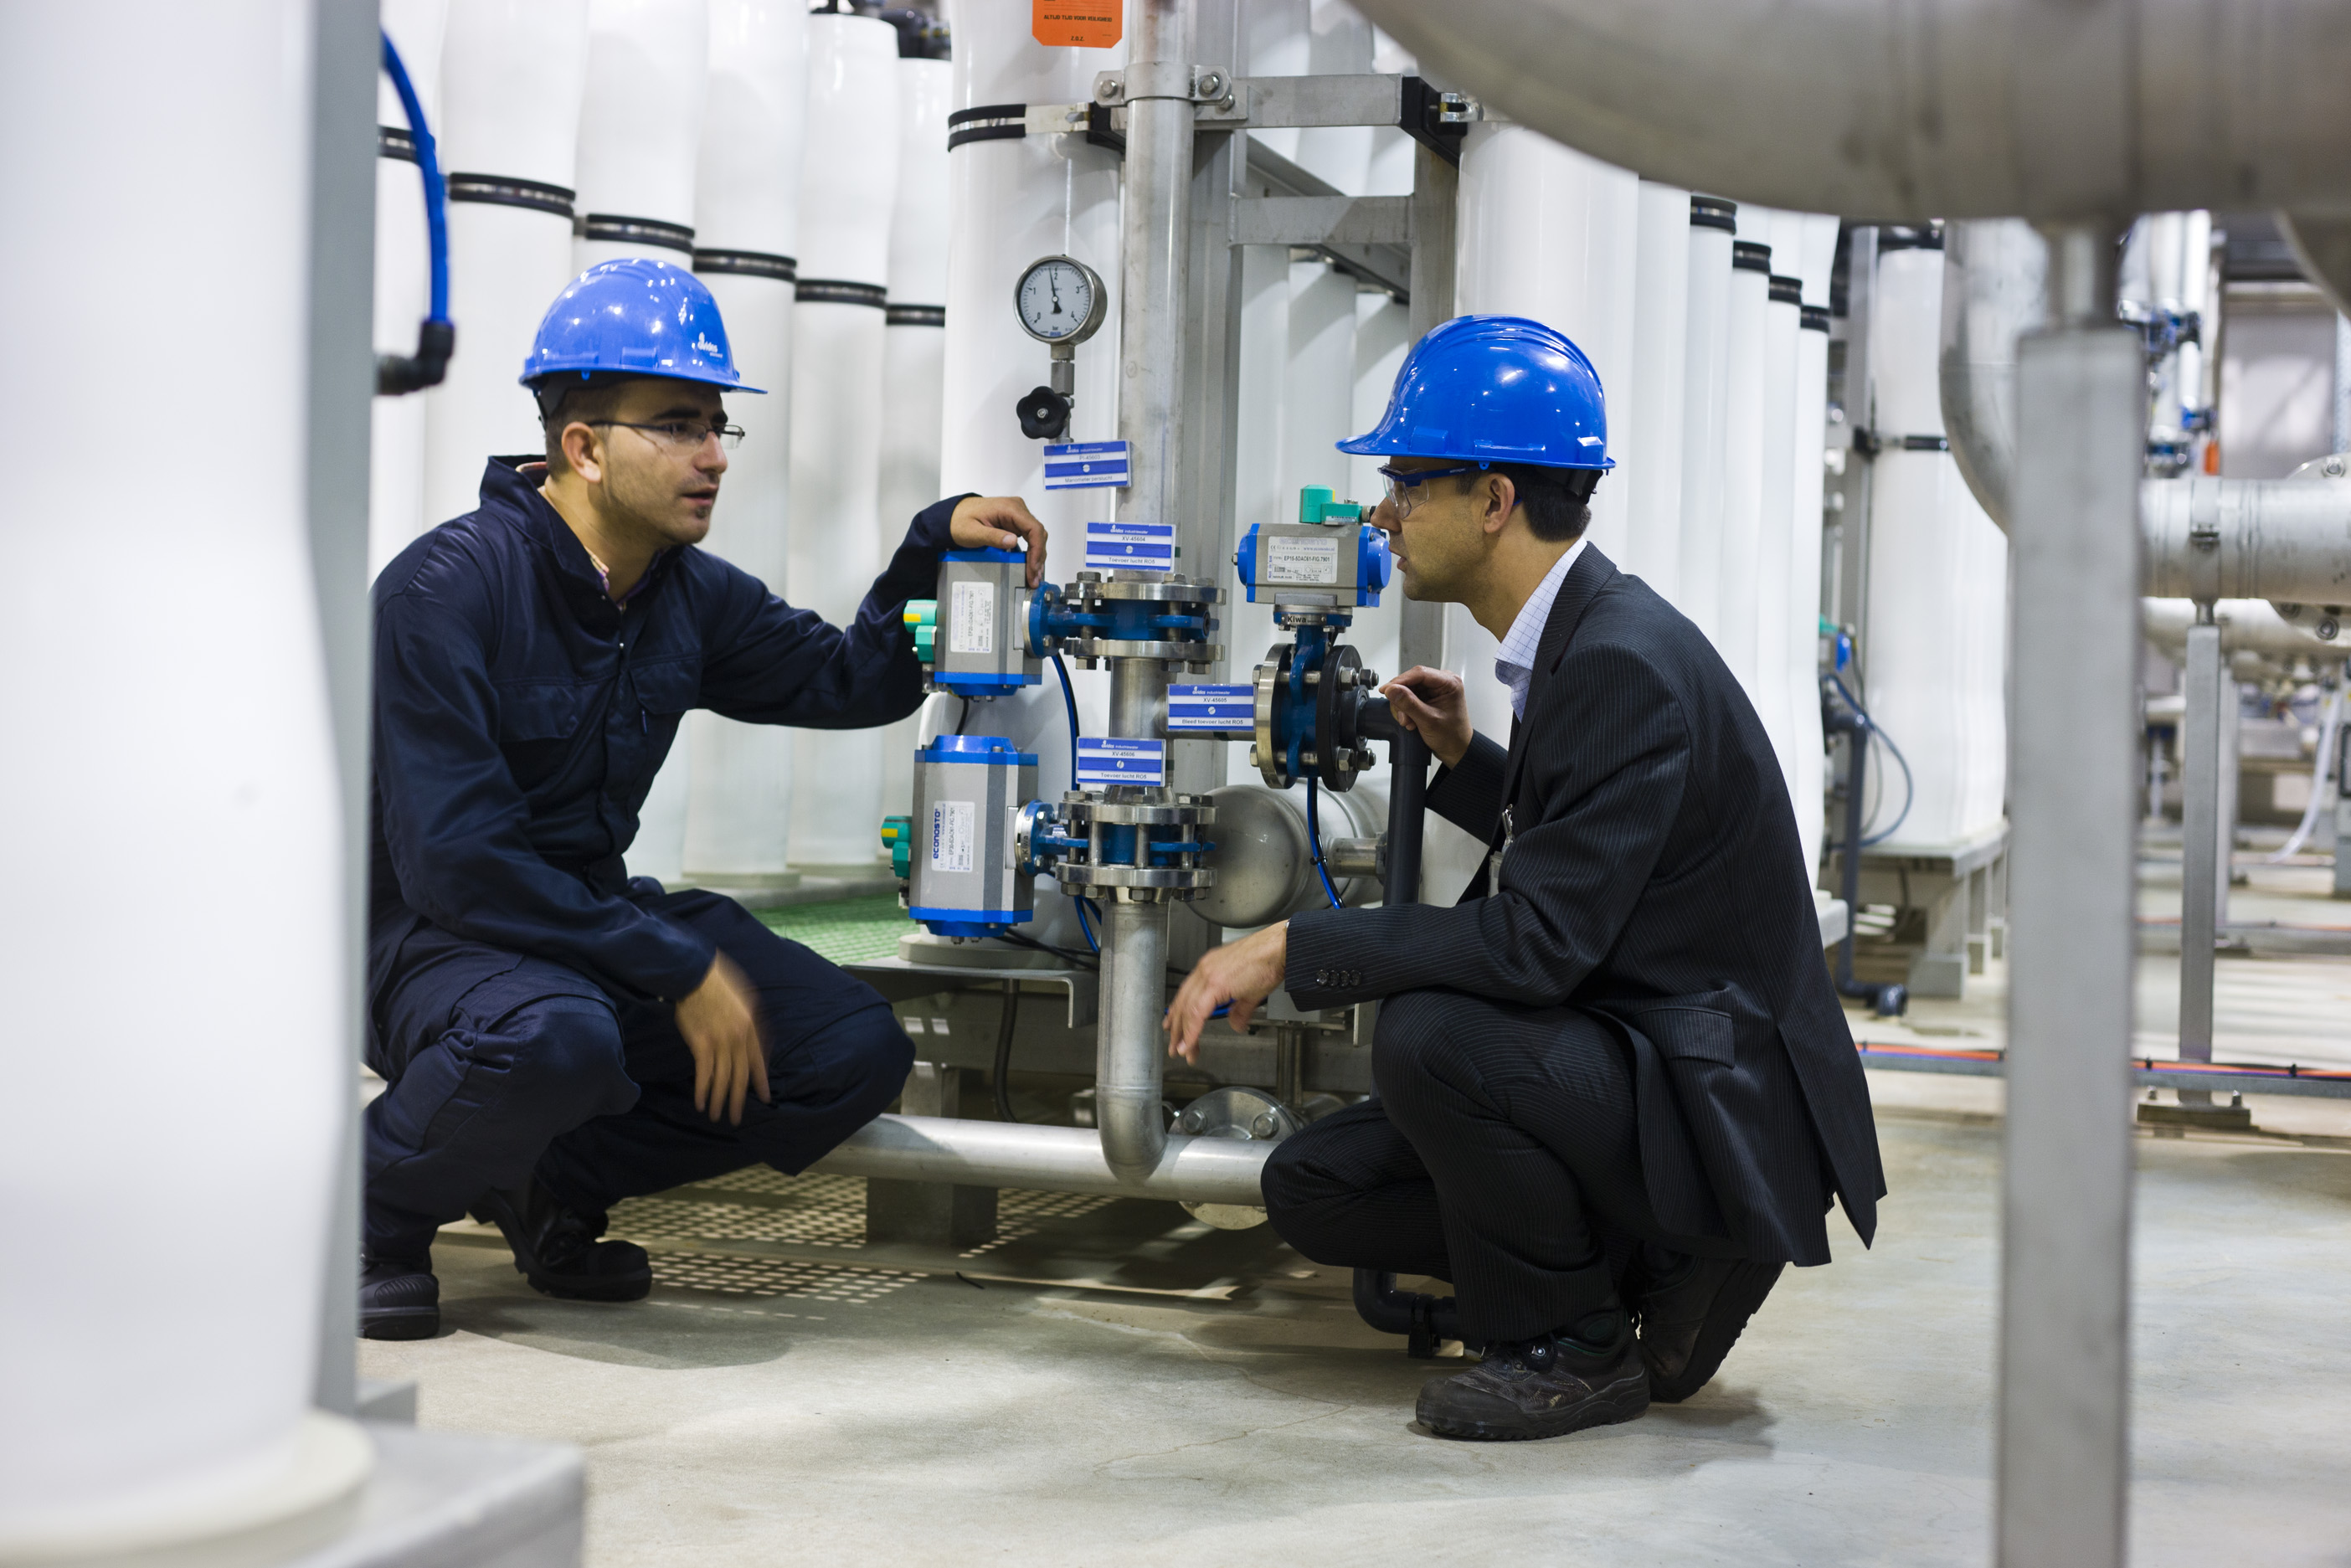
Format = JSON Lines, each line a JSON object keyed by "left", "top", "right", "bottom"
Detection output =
{"left": 1646, "top": 1259, "right": 1784, "bottom": 1404}
{"left": 525, "top": 1271, "right": 652, "bottom": 1303}
{"left": 360, "top": 1307, "right": 440, "bottom": 1341}
{"left": 1418, "top": 1370, "right": 1651, "bottom": 1442}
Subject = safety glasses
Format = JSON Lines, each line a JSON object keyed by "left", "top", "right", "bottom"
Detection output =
{"left": 1376, "top": 461, "right": 1483, "bottom": 518}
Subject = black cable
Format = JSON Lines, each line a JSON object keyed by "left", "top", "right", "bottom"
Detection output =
{"left": 954, "top": 696, "right": 972, "bottom": 734}
{"left": 997, "top": 928, "right": 1098, "bottom": 970}
{"left": 991, "top": 979, "right": 1020, "bottom": 1123}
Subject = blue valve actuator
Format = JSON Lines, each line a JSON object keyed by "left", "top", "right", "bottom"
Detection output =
{"left": 1234, "top": 486, "right": 1392, "bottom": 608}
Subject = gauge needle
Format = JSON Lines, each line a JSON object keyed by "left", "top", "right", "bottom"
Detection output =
{"left": 1050, "top": 276, "right": 1063, "bottom": 316}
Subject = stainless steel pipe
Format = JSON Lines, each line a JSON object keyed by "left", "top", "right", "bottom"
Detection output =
{"left": 1097, "top": 895, "right": 1170, "bottom": 1182}
{"left": 812, "top": 1114, "right": 1270, "bottom": 1206}
{"left": 2143, "top": 478, "right": 2351, "bottom": 606}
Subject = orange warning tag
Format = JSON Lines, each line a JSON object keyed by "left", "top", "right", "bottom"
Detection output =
{"left": 1034, "top": 0, "right": 1119, "bottom": 49}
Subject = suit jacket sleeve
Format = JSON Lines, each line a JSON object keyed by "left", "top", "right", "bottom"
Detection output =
{"left": 1423, "top": 731, "right": 1509, "bottom": 842}
{"left": 694, "top": 493, "right": 970, "bottom": 729}
{"left": 1286, "top": 641, "right": 1690, "bottom": 1010}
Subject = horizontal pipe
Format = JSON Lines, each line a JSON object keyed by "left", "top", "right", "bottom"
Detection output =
{"left": 2141, "top": 598, "right": 2344, "bottom": 663}
{"left": 1347, "top": 0, "right": 2351, "bottom": 224}
{"left": 809, "top": 1113, "right": 1273, "bottom": 1207}
{"left": 2143, "top": 478, "right": 2351, "bottom": 604}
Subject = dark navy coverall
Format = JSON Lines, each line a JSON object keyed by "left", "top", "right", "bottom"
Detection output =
{"left": 363, "top": 458, "right": 956, "bottom": 1261}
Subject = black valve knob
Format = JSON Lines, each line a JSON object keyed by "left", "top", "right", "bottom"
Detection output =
{"left": 1016, "top": 384, "right": 1073, "bottom": 440}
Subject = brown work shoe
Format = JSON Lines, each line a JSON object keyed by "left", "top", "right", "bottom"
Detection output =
{"left": 1414, "top": 1314, "right": 1649, "bottom": 1442}
{"left": 1634, "top": 1254, "right": 1784, "bottom": 1403}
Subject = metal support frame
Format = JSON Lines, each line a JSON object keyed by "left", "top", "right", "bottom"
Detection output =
{"left": 1996, "top": 221, "right": 2137, "bottom": 1568}
{"left": 2179, "top": 616, "right": 2223, "bottom": 1063}
{"left": 306, "top": 0, "right": 381, "bottom": 1419}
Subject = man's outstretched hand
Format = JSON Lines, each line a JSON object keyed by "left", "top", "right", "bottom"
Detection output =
{"left": 1165, "top": 921, "right": 1289, "bottom": 1064}
{"left": 1381, "top": 665, "right": 1473, "bottom": 769}
{"left": 949, "top": 495, "right": 1050, "bottom": 586}
{"left": 674, "top": 952, "right": 771, "bottom": 1124}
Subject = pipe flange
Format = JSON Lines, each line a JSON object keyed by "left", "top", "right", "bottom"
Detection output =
{"left": 1054, "top": 864, "right": 1217, "bottom": 892}
{"left": 1314, "top": 642, "right": 1367, "bottom": 791}
{"left": 1061, "top": 637, "right": 1227, "bottom": 664}
{"left": 1063, "top": 799, "right": 1218, "bottom": 826}
{"left": 1073, "top": 578, "right": 1226, "bottom": 605}
{"left": 1253, "top": 645, "right": 1291, "bottom": 788}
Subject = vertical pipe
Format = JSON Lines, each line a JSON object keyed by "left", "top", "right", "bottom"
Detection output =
{"left": 1096, "top": 0, "right": 1192, "bottom": 1181}
{"left": 1383, "top": 729, "right": 1428, "bottom": 905}
{"left": 1677, "top": 199, "right": 1733, "bottom": 641}
{"left": 1834, "top": 226, "right": 1880, "bottom": 681}
{"left": 1398, "top": 140, "right": 1456, "bottom": 676}
{"left": 1996, "top": 219, "right": 2136, "bottom": 1568}
{"left": 2177, "top": 617, "right": 2221, "bottom": 1062}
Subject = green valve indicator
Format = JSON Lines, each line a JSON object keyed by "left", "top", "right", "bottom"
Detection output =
{"left": 903, "top": 599, "right": 938, "bottom": 665}
{"left": 879, "top": 815, "right": 913, "bottom": 880}
{"left": 1298, "top": 486, "right": 1364, "bottom": 524}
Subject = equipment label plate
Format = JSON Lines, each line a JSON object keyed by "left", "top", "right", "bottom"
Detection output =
{"left": 948, "top": 579, "right": 995, "bottom": 655}
{"left": 1263, "top": 533, "right": 1340, "bottom": 584}
{"left": 1075, "top": 737, "right": 1165, "bottom": 786}
{"left": 1043, "top": 440, "right": 1130, "bottom": 490}
{"left": 1083, "top": 519, "right": 1175, "bottom": 573}
{"left": 1166, "top": 684, "right": 1255, "bottom": 731}
{"left": 929, "top": 800, "right": 975, "bottom": 874}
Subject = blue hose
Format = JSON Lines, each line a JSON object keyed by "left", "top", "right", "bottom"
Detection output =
{"left": 1304, "top": 777, "right": 1345, "bottom": 909}
{"left": 378, "top": 33, "right": 452, "bottom": 393}
{"left": 1829, "top": 672, "right": 1915, "bottom": 847}
{"left": 1051, "top": 652, "right": 1081, "bottom": 794}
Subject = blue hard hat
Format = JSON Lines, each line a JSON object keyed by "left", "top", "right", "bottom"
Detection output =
{"left": 1339, "top": 313, "right": 1610, "bottom": 470}
{"left": 520, "top": 257, "right": 764, "bottom": 393}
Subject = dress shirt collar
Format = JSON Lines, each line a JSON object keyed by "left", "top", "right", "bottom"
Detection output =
{"left": 1494, "top": 536, "right": 1587, "bottom": 719}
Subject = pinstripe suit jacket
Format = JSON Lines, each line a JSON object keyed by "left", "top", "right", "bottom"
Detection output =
{"left": 1287, "top": 545, "right": 1885, "bottom": 1265}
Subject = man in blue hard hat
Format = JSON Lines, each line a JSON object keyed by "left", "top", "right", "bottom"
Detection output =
{"left": 358, "top": 259, "right": 1049, "bottom": 1339}
{"left": 1168, "top": 315, "right": 1884, "bottom": 1441}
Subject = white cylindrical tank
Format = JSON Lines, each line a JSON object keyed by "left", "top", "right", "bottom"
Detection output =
{"left": 424, "top": 0, "right": 593, "bottom": 527}
{"left": 1245, "top": 0, "right": 1311, "bottom": 166}
{"left": 877, "top": 42, "right": 954, "bottom": 829}
{"left": 1625, "top": 180, "right": 1690, "bottom": 601}
{"left": 1227, "top": 244, "right": 1294, "bottom": 784}
{"left": 1, "top": 3, "right": 369, "bottom": 1559}
{"left": 1755, "top": 253, "right": 1803, "bottom": 796}
{"left": 370, "top": 0, "right": 450, "bottom": 578}
{"left": 573, "top": 0, "right": 708, "bottom": 270}
{"left": 1788, "top": 213, "right": 1840, "bottom": 882}
{"left": 1363, "top": 24, "right": 1417, "bottom": 196}
{"left": 1348, "top": 290, "right": 1412, "bottom": 683}
{"left": 1864, "top": 231, "right": 1979, "bottom": 848}
{"left": 1454, "top": 124, "right": 1638, "bottom": 563}
{"left": 575, "top": 0, "right": 711, "bottom": 887}
{"left": 1716, "top": 229, "right": 1772, "bottom": 700}
{"left": 1676, "top": 196, "right": 1735, "bottom": 641}
{"left": 787, "top": 8, "right": 902, "bottom": 868}
{"left": 1292, "top": 0, "right": 1375, "bottom": 193}
{"left": 682, "top": 0, "right": 810, "bottom": 887}
{"left": 937, "top": 0, "right": 1123, "bottom": 832}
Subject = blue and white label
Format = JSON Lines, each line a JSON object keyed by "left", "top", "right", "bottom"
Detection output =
{"left": 1083, "top": 519, "right": 1175, "bottom": 573}
{"left": 1166, "top": 684, "right": 1255, "bottom": 731}
{"left": 1043, "top": 440, "right": 1131, "bottom": 490}
{"left": 1075, "top": 737, "right": 1166, "bottom": 786}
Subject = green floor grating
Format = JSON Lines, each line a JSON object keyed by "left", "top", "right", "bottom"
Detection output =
{"left": 759, "top": 894, "right": 913, "bottom": 965}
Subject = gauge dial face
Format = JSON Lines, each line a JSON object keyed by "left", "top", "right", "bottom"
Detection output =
{"left": 1016, "top": 256, "right": 1104, "bottom": 344}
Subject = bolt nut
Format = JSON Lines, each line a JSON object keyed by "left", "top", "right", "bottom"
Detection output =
{"left": 2321, "top": 616, "right": 2341, "bottom": 642}
{"left": 1179, "top": 1108, "right": 1203, "bottom": 1132}
{"left": 1195, "top": 69, "right": 1227, "bottom": 100}
{"left": 1250, "top": 1111, "right": 1278, "bottom": 1139}
{"left": 1097, "top": 76, "right": 1124, "bottom": 101}
{"left": 2328, "top": 458, "right": 2345, "bottom": 477}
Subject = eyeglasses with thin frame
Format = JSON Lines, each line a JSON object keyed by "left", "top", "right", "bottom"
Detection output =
{"left": 1376, "top": 461, "right": 1483, "bottom": 518}
{"left": 584, "top": 418, "right": 745, "bottom": 453}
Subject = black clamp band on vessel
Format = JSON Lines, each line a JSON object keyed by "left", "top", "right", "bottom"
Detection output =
{"left": 1690, "top": 195, "right": 1737, "bottom": 232}
{"left": 795, "top": 278, "right": 888, "bottom": 308}
{"left": 377, "top": 124, "right": 417, "bottom": 163}
{"left": 948, "top": 102, "right": 1026, "bottom": 150}
{"left": 445, "top": 172, "right": 575, "bottom": 218}
{"left": 886, "top": 303, "right": 946, "bottom": 326}
{"left": 693, "top": 249, "right": 797, "bottom": 282}
{"left": 579, "top": 213, "right": 695, "bottom": 254}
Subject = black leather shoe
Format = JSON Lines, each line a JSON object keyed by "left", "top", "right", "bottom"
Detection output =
{"left": 1415, "top": 1313, "right": 1649, "bottom": 1441}
{"left": 359, "top": 1256, "right": 440, "bottom": 1340}
{"left": 1634, "top": 1252, "right": 1784, "bottom": 1403}
{"left": 470, "top": 1181, "right": 652, "bottom": 1303}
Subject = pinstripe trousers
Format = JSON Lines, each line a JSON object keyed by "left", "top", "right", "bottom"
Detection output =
{"left": 1262, "top": 989, "right": 1738, "bottom": 1344}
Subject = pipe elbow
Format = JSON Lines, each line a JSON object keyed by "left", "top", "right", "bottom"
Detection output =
{"left": 1095, "top": 1091, "right": 1168, "bottom": 1183}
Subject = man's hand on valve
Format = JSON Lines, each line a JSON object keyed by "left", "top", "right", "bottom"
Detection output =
{"left": 949, "top": 495, "right": 1050, "bottom": 586}
{"left": 1164, "top": 920, "right": 1289, "bottom": 1064}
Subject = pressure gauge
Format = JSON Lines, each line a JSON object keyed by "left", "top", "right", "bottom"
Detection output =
{"left": 1015, "top": 255, "right": 1107, "bottom": 346}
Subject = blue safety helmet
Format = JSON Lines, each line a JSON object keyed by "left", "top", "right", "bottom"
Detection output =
{"left": 1338, "top": 313, "right": 1610, "bottom": 470}
{"left": 520, "top": 257, "right": 764, "bottom": 394}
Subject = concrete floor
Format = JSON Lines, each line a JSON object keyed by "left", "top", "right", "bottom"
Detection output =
{"left": 358, "top": 848, "right": 2351, "bottom": 1565}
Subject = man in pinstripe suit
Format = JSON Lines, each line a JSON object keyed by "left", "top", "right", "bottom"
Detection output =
{"left": 1167, "top": 316, "right": 1885, "bottom": 1442}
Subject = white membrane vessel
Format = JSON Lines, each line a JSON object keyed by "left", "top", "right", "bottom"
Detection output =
{"left": 570, "top": 0, "right": 712, "bottom": 888}
{"left": 1865, "top": 232, "right": 1991, "bottom": 847}
{"left": 934, "top": 0, "right": 1122, "bottom": 930}
{"left": 1754, "top": 213, "right": 1804, "bottom": 796}
{"left": 369, "top": 0, "right": 450, "bottom": 576}
{"left": 787, "top": 8, "right": 902, "bottom": 866}
{"left": 1, "top": 3, "right": 369, "bottom": 1559}
{"left": 1676, "top": 195, "right": 1735, "bottom": 641}
{"left": 877, "top": 42, "right": 955, "bottom": 828}
{"left": 684, "top": 0, "right": 810, "bottom": 887}
{"left": 424, "top": 0, "right": 593, "bottom": 528}
{"left": 1625, "top": 180, "right": 1690, "bottom": 601}
{"left": 1788, "top": 212, "right": 1840, "bottom": 882}
{"left": 1717, "top": 216, "right": 1772, "bottom": 701}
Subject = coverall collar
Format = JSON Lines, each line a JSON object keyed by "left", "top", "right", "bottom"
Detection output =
{"left": 479, "top": 457, "right": 674, "bottom": 612}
